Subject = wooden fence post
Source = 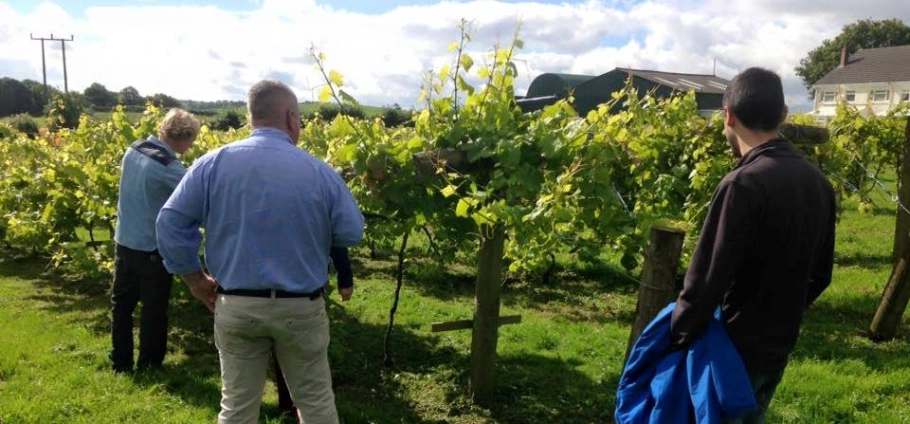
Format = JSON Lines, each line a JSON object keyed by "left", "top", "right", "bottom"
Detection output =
{"left": 469, "top": 224, "right": 506, "bottom": 405}
{"left": 870, "top": 257, "right": 910, "bottom": 341}
{"left": 891, "top": 117, "right": 910, "bottom": 264}
{"left": 625, "top": 226, "right": 686, "bottom": 361}
{"left": 870, "top": 116, "right": 910, "bottom": 341}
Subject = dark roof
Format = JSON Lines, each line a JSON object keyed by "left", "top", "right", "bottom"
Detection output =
{"left": 518, "top": 67, "right": 728, "bottom": 114}
{"left": 525, "top": 73, "right": 597, "bottom": 98}
{"left": 614, "top": 68, "right": 730, "bottom": 94}
{"left": 815, "top": 45, "right": 910, "bottom": 85}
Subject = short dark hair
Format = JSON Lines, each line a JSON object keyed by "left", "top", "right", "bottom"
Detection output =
{"left": 723, "top": 67, "right": 785, "bottom": 132}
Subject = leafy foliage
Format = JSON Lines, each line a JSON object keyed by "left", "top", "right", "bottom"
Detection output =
{"left": 83, "top": 82, "right": 118, "bottom": 110}
{"left": 0, "top": 77, "right": 45, "bottom": 117}
{"left": 46, "top": 93, "right": 88, "bottom": 130}
{"left": 118, "top": 86, "right": 143, "bottom": 106}
{"left": 147, "top": 93, "right": 183, "bottom": 109}
{"left": 209, "top": 109, "right": 245, "bottom": 131}
{"left": 0, "top": 25, "right": 905, "bottom": 282}
{"left": 303, "top": 103, "right": 366, "bottom": 121}
{"left": 8, "top": 114, "right": 40, "bottom": 138}
{"left": 378, "top": 105, "right": 413, "bottom": 127}
{"left": 825, "top": 103, "right": 910, "bottom": 208}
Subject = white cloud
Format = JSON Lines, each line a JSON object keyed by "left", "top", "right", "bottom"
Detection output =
{"left": 0, "top": 0, "right": 907, "bottom": 112}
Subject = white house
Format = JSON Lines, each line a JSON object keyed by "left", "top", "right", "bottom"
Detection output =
{"left": 812, "top": 44, "right": 910, "bottom": 123}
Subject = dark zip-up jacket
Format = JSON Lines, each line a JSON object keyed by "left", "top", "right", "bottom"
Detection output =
{"left": 670, "top": 139, "right": 836, "bottom": 373}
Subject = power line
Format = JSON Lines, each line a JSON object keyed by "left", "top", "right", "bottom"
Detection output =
{"left": 29, "top": 33, "right": 74, "bottom": 94}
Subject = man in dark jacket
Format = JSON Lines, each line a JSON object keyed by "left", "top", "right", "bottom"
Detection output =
{"left": 670, "top": 67, "right": 836, "bottom": 423}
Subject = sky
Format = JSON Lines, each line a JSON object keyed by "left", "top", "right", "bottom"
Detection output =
{"left": 1, "top": 1, "right": 908, "bottom": 112}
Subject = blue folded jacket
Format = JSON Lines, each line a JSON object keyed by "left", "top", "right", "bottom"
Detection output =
{"left": 615, "top": 303, "right": 757, "bottom": 423}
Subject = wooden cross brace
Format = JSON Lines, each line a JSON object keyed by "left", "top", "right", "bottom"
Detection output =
{"left": 430, "top": 314, "right": 522, "bottom": 333}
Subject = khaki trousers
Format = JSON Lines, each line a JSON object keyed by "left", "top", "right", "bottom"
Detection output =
{"left": 214, "top": 294, "right": 338, "bottom": 424}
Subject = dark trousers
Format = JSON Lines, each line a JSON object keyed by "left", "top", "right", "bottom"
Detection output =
{"left": 110, "top": 243, "right": 173, "bottom": 371}
{"left": 726, "top": 367, "right": 786, "bottom": 424}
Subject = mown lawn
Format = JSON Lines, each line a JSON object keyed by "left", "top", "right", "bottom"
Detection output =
{"left": 1, "top": 195, "right": 910, "bottom": 423}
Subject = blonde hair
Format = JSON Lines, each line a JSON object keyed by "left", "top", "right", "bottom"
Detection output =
{"left": 158, "top": 108, "right": 201, "bottom": 142}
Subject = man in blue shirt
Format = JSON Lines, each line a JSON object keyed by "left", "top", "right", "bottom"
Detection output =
{"left": 156, "top": 80, "right": 364, "bottom": 424}
{"left": 111, "top": 108, "right": 200, "bottom": 373}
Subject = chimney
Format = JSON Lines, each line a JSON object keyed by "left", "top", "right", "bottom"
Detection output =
{"left": 840, "top": 43, "right": 849, "bottom": 67}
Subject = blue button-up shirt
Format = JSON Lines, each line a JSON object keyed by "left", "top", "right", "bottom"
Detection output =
{"left": 114, "top": 136, "right": 186, "bottom": 252}
{"left": 155, "top": 128, "right": 365, "bottom": 293}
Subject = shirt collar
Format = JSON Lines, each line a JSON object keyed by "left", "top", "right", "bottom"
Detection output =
{"left": 147, "top": 136, "right": 177, "bottom": 156}
{"left": 251, "top": 127, "right": 295, "bottom": 145}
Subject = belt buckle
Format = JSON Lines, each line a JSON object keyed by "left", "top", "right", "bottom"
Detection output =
{"left": 270, "top": 289, "right": 277, "bottom": 299}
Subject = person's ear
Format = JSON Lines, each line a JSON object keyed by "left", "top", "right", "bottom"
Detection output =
{"left": 724, "top": 107, "right": 736, "bottom": 128}
{"left": 780, "top": 105, "right": 789, "bottom": 125}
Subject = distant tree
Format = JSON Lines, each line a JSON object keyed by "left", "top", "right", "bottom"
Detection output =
{"left": 148, "top": 93, "right": 183, "bottom": 109}
{"left": 210, "top": 109, "right": 245, "bottom": 131}
{"left": 183, "top": 99, "right": 246, "bottom": 110}
{"left": 379, "top": 104, "right": 413, "bottom": 127}
{"left": 20, "top": 79, "right": 58, "bottom": 115}
{"left": 0, "top": 78, "right": 37, "bottom": 117}
{"left": 118, "top": 86, "right": 143, "bottom": 106}
{"left": 46, "top": 92, "right": 87, "bottom": 130}
{"left": 83, "top": 82, "right": 117, "bottom": 110}
{"left": 313, "top": 103, "right": 365, "bottom": 121}
{"left": 796, "top": 18, "right": 910, "bottom": 93}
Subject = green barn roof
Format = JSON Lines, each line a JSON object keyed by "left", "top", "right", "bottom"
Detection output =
{"left": 525, "top": 73, "right": 596, "bottom": 98}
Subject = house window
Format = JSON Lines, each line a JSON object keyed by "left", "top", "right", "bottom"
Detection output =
{"left": 902, "top": 91, "right": 910, "bottom": 102}
{"left": 871, "top": 90, "right": 890, "bottom": 102}
{"left": 821, "top": 91, "right": 836, "bottom": 103}
{"left": 845, "top": 91, "right": 855, "bottom": 102}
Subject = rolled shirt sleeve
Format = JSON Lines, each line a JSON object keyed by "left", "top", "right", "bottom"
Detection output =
{"left": 156, "top": 160, "right": 206, "bottom": 275}
{"left": 326, "top": 168, "right": 365, "bottom": 248}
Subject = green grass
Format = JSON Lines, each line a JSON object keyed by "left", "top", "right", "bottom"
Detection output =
{"left": 0, "top": 258, "right": 215, "bottom": 423}
{"left": 2, "top": 189, "right": 910, "bottom": 423}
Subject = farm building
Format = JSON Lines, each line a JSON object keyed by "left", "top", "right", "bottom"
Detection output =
{"left": 517, "top": 67, "right": 730, "bottom": 116}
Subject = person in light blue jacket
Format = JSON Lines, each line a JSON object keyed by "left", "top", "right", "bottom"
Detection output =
{"left": 110, "top": 108, "right": 200, "bottom": 373}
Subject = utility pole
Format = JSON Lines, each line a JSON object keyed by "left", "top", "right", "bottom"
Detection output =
{"left": 29, "top": 33, "right": 74, "bottom": 94}
{"left": 60, "top": 35, "right": 72, "bottom": 93}
{"left": 29, "top": 34, "right": 48, "bottom": 93}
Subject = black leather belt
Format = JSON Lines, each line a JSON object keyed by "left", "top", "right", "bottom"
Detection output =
{"left": 216, "top": 286, "right": 323, "bottom": 300}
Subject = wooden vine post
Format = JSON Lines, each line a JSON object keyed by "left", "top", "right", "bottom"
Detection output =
{"left": 624, "top": 226, "right": 685, "bottom": 362}
{"left": 415, "top": 151, "right": 521, "bottom": 406}
{"left": 870, "top": 116, "right": 910, "bottom": 341}
{"left": 468, "top": 224, "right": 507, "bottom": 403}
